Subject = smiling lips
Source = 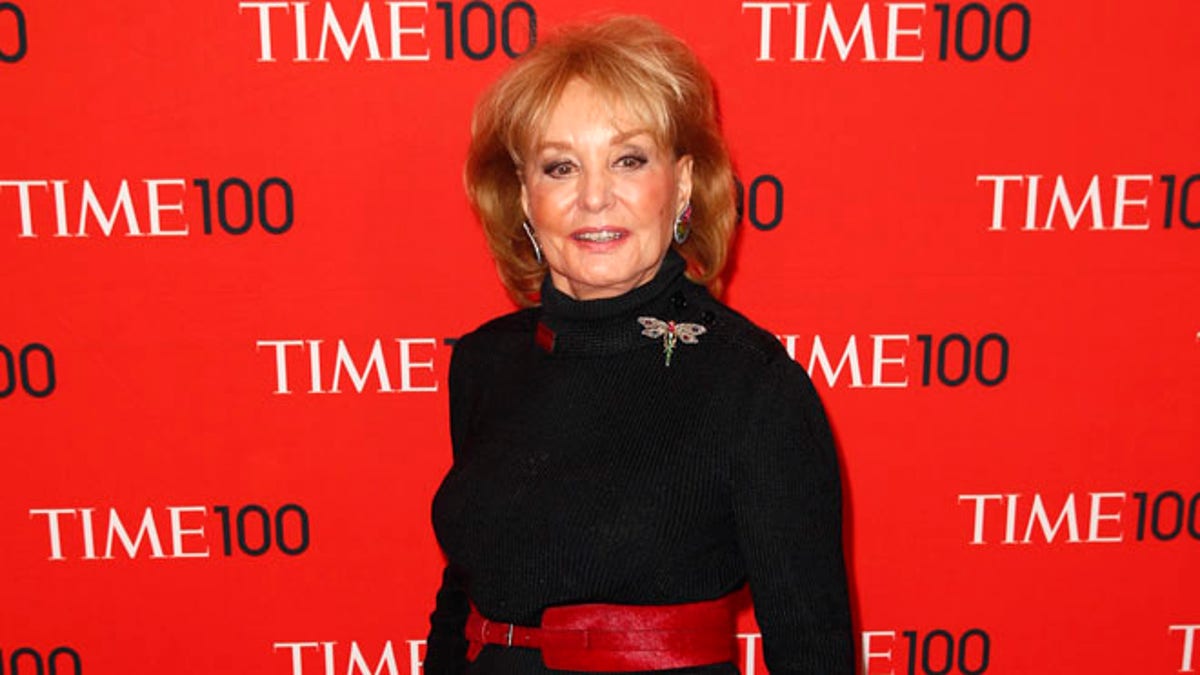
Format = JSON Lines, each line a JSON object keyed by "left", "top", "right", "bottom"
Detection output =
{"left": 572, "top": 228, "right": 628, "bottom": 244}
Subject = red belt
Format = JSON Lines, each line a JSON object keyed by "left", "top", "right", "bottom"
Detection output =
{"left": 465, "top": 593, "right": 738, "bottom": 671}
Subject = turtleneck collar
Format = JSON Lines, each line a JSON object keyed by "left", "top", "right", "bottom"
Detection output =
{"left": 536, "top": 249, "right": 695, "bottom": 357}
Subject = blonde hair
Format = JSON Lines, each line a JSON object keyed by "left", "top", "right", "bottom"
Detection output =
{"left": 465, "top": 15, "right": 737, "bottom": 305}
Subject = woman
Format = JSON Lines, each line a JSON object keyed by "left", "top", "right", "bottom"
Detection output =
{"left": 426, "top": 16, "right": 853, "bottom": 675}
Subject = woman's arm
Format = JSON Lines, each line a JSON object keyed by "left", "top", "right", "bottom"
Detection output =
{"left": 731, "top": 357, "right": 855, "bottom": 675}
{"left": 423, "top": 563, "right": 471, "bottom": 675}
{"left": 424, "top": 338, "right": 477, "bottom": 674}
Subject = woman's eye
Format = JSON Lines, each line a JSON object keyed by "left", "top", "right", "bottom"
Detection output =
{"left": 615, "top": 155, "right": 648, "bottom": 169}
{"left": 543, "top": 162, "right": 576, "bottom": 177}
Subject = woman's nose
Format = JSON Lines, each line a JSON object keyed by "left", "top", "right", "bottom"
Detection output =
{"left": 578, "top": 169, "right": 613, "bottom": 212}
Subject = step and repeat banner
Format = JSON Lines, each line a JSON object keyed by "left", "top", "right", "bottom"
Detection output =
{"left": 2, "top": 2, "right": 1197, "bottom": 674}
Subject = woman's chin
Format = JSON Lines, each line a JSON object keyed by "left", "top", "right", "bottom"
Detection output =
{"left": 551, "top": 267, "right": 655, "bottom": 300}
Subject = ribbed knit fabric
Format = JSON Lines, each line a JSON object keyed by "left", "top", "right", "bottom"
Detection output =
{"left": 426, "top": 251, "right": 853, "bottom": 675}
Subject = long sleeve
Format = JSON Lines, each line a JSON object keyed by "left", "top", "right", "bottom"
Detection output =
{"left": 427, "top": 266, "right": 854, "bottom": 675}
{"left": 424, "top": 564, "right": 470, "bottom": 675}
{"left": 731, "top": 356, "right": 854, "bottom": 675}
{"left": 424, "top": 340, "right": 476, "bottom": 675}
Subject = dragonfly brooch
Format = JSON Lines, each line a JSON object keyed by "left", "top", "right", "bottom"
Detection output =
{"left": 638, "top": 316, "right": 707, "bottom": 367}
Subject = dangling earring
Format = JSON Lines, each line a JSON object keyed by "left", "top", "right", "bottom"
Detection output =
{"left": 673, "top": 202, "right": 693, "bottom": 244}
{"left": 522, "top": 220, "right": 544, "bottom": 265}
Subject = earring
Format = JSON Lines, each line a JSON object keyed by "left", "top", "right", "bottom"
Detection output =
{"left": 673, "top": 202, "right": 693, "bottom": 244}
{"left": 522, "top": 220, "right": 544, "bottom": 265}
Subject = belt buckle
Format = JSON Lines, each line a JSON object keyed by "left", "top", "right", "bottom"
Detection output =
{"left": 479, "top": 617, "right": 516, "bottom": 647}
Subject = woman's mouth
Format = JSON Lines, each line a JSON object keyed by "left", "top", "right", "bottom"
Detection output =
{"left": 572, "top": 229, "right": 627, "bottom": 243}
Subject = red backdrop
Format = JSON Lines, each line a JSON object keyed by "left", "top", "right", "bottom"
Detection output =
{"left": 3, "top": 2, "right": 1198, "bottom": 674}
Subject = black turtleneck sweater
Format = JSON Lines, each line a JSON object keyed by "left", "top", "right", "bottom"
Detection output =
{"left": 426, "top": 251, "right": 853, "bottom": 675}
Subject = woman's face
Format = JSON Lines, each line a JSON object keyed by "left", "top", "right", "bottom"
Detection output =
{"left": 520, "top": 78, "right": 693, "bottom": 301}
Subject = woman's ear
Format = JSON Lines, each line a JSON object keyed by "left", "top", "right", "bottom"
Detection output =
{"left": 675, "top": 154, "right": 694, "bottom": 213}
{"left": 519, "top": 174, "right": 531, "bottom": 222}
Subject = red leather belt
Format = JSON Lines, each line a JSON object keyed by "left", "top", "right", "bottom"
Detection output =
{"left": 465, "top": 593, "right": 737, "bottom": 671}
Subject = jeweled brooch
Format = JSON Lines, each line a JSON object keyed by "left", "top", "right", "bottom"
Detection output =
{"left": 638, "top": 316, "right": 707, "bottom": 367}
